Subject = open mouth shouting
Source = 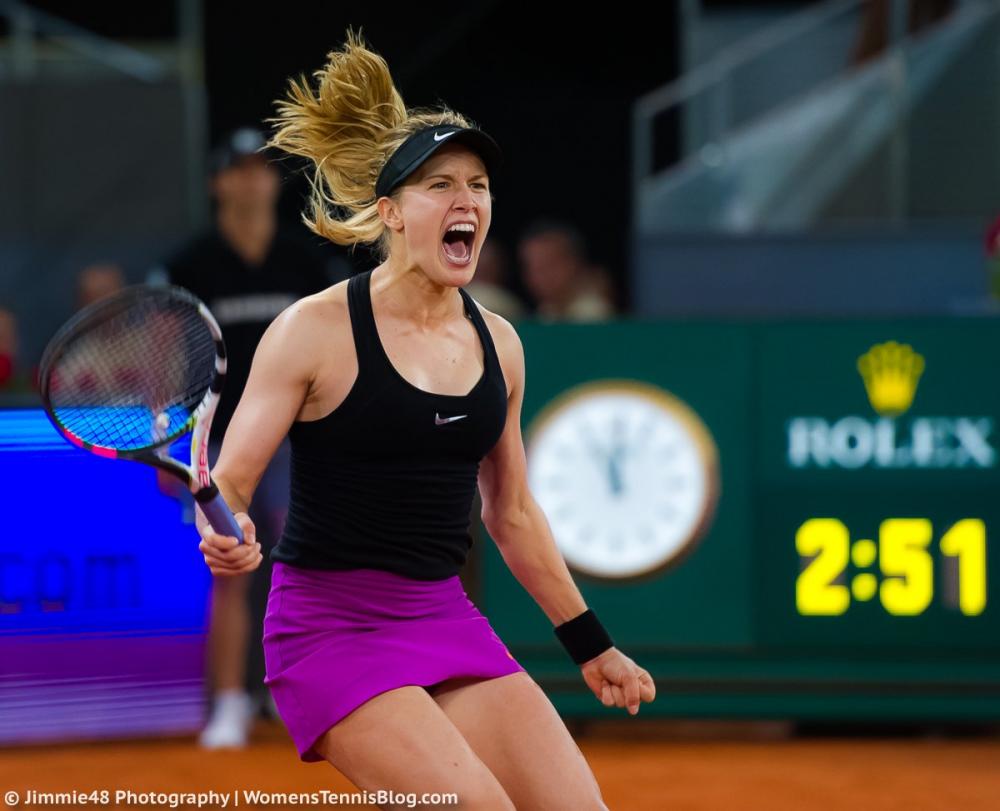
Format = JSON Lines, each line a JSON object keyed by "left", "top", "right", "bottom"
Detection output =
{"left": 441, "top": 221, "right": 476, "bottom": 268}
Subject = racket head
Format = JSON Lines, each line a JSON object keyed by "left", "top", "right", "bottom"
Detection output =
{"left": 39, "top": 284, "right": 226, "bottom": 460}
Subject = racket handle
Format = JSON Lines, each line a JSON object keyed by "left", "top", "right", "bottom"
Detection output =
{"left": 195, "top": 484, "right": 245, "bottom": 544}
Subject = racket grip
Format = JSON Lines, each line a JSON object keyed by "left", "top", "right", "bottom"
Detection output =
{"left": 195, "top": 485, "right": 245, "bottom": 543}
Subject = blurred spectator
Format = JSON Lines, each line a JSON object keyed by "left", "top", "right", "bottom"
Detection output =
{"left": 518, "top": 219, "right": 616, "bottom": 322}
{"left": 150, "top": 126, "right": 336, "bottom": 750}
{"left": 76, "top": 262, "right": 125, "bottom": 309}
{"left": 0, "top": 308, "right": 32, "bottom": 394}
{"left": 852, "top": 0, "right": 956, "bottom": 66}
{"left": 586, "top": 263, "right": 618, "bottom": 314}
{"left": 464, "top": 239, "right": 525, "bottom": 321}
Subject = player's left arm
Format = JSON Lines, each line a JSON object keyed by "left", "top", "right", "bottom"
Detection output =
{"left": 477, "top": 311, "right": 656, "bottom": 713}
{"left": 477, "top": 311, "right": 588, "bottom": 625}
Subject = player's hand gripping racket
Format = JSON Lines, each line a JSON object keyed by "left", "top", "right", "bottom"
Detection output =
{"left": 39, "top": 284, "right": 244, "bottom": 543}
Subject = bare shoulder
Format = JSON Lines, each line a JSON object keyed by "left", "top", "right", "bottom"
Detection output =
{"left": 266, "top": 279, "right": 349, "bottom": 344}
{"left": 254, "top": 279, "right": 353, "bottom": 378}
{"left": 467, "top": 297, "right": 524, "bottom": 395}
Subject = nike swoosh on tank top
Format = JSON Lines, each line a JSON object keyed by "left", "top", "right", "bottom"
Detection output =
{"left": 272, "top": 270, "right": 508, "bottom": 580}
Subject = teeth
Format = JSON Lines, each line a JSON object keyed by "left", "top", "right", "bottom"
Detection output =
{"left": 447, "top": 223, "right": 475, "bottom": 233}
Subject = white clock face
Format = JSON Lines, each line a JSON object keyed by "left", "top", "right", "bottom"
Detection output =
{"left": 527, "top": 381, "right": 719, "bottom": 579}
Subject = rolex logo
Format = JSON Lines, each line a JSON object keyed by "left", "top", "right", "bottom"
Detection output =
{"left": 856, "top": 341, "right": 925, "bottom": 417}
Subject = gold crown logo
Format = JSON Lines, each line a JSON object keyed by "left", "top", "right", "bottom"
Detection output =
{"left": 856, "top": 341, "right": 925, "bottom": 417}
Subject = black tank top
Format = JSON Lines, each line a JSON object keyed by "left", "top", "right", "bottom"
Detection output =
{"left": 271, "top": 270, "right": 508, "bottom": 579}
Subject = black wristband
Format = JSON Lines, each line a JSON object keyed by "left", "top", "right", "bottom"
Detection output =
{"left": 553, "top": 609, "right": 614, "bottom": 665}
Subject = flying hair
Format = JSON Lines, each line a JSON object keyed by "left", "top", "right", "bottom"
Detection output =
{"left": 267, "top": 28, "right": 476, "bottom": 261}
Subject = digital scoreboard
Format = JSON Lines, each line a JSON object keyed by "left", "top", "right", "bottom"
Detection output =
{"left": 481, "top": 320, "right": 1000, "bottom": 720}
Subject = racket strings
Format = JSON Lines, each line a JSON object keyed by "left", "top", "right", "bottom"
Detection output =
{"left": 45, "top": 292, "right": 218, "bottom": 450}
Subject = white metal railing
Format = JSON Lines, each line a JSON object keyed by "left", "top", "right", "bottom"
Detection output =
{"left": 0, "top": 0, "right": 169, "bottom": 80}
{"left": 0, "top": 0, "right": 209, "bottom": 228}
{"left": 633, "top": 0, "right": 876, "bottom": 196}
{"left": 631, "top": 0, "right": 996, "bottom": 231}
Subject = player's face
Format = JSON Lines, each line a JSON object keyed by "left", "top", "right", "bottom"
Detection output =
{"left": 396, "top": 145, "right": 492, "bottom": 287}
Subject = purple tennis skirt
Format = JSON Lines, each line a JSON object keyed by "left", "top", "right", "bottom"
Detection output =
{"left": 263, "top": 562, "right": 525, "bottom": 762}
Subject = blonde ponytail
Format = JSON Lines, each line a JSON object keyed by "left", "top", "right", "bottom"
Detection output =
{"left": 267, "top": 28, "right": 474, "bottom": 261}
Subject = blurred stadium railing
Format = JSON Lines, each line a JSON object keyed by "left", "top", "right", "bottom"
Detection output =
{"left": 0, "top": 0, "right": 207, "bottom": 366}
{"left": 631, "top": 0, "right": 1000, "bottom": 316}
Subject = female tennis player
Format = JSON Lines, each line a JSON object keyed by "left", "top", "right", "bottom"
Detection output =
{"left": 197, "top": 30, "right": 655, "bottom": 810}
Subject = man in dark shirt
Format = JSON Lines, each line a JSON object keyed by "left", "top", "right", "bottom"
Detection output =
{"left": 151, "top": 127, "right": 343, "bottom": 748}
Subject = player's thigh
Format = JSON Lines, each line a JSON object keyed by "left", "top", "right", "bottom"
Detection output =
{"left": 313, "top": 684, "right": 516, "bottom": 811}
{"left": 430, "top": 672, "right": 608, "bottom": 811}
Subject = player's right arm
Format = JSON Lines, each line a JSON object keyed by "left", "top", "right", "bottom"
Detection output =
{"left": 197, "top": 293, "right": 331, "bottom": 576}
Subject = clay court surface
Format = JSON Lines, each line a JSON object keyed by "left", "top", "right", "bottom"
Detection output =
{"left": 1, "top": 720, "right": 998, "bottom": 810}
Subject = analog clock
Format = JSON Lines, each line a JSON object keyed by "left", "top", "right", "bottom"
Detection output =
{"left": 526, "top": 380, "right": 720, "bottom": 579}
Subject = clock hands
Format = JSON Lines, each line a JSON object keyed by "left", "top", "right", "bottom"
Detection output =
{"left": 606, "top": 451, "right": 624, "bottom": 495}
{"left": 579, "top": 419, "right": 629, "bottom": 497}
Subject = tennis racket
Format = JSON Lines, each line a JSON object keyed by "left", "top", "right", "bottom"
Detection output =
{"left": 39, "top": 284, "right": 243, "bottom": 542}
